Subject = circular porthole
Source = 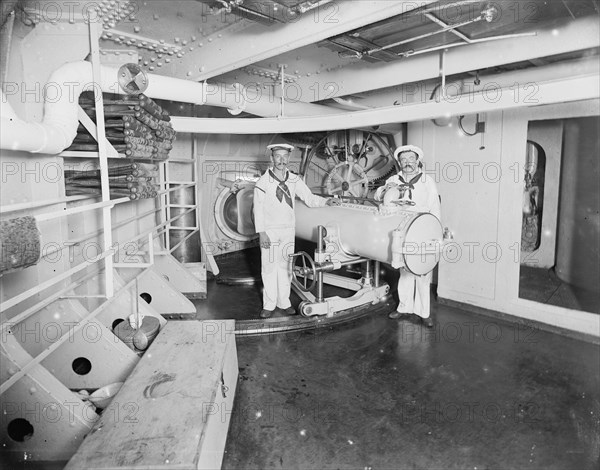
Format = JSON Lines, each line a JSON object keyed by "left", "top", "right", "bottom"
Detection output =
{"left": 7, "top": 418, "right": 34, "bottom": 442}
{"left": 214, "top": 186, "right": 257, "bottom": 242}
{"left": 72, "top": 357, "right": 92, "bottom": 376}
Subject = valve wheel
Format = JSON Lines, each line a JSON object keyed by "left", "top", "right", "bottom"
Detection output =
{"left": 291, "top": 251, "right": 317, "bottom": 292}
{"left": 324, "top": 162, "right": 369, "bottom": 199}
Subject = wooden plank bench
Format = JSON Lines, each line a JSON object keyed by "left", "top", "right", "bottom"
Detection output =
{"left": 65, "top": 320, "right": 238, "bottom": 470}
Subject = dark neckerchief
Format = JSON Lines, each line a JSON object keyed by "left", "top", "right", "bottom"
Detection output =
{"left": 269, "top": 169, "right": 293, "bottom": 208}
{"left": 398, "top": 172, "right": 422, "bottom": 200}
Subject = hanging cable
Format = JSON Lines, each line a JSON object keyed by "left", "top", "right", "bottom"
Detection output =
{"left": 458, "top": 114, "right": 478, "bottom": 136}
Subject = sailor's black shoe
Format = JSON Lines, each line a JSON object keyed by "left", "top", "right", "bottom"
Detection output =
{"left": 260, "top": 309, "right": 273, "bottom": 319}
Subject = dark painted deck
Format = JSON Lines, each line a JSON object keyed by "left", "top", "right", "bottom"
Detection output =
{"left": 21, "top": 248, "right": 600, "bottom": 470}
{"left": 201, "top": 248, "right": 600, "bottom": 470}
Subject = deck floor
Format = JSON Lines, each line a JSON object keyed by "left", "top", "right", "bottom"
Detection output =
{"left": 21, "top": 248, "right": 600, "bottom": 470}
{"left": 199, "top": 249, "right": 600, "bottom": 470}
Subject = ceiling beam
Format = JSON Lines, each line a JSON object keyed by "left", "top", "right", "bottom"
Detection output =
{"left": 287, "top": 15, "right": 600, "bottom": 100}
{"left": 175, "top": 0, "right": 437, "bottom": 81}
{"left": 331, "top": 56, "right": 600, "bottom": 109}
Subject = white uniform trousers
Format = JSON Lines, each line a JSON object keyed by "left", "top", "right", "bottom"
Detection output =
{"left": 397, "top": 269, "right": 432, "bottom": 318}
{"left": 260, "top": 227, "right": 295, "bottom": 311}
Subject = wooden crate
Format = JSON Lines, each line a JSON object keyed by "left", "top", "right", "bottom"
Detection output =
{"left": 65, "top": 320, "right": 238, "bottom": 470}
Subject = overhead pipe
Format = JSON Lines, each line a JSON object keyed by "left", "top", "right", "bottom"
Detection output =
{"left": 295, "top": 0, "right": 333, "bottom": 14}
{"left": 0, "top": 62, "right": 127, "bottom": 154}
{"left": 338, "top": 5, "right": 515, "bottom": 59}
{"left": 366, "top": 10, "right": 489, "bottom": 57}
{"left": 170, "top": 74, "right": 600, "bottom": 134}
{"left": 188, "top": 0, "right": 437, "bottom": 82}
{"left": 0, "top": 61, "right": 340, "bottom": 154}
{"left": 308, "top": 16, "right": 600, "bottom": 101}
{"left": 4, "top": 55, "right": 596, "bottom": 153}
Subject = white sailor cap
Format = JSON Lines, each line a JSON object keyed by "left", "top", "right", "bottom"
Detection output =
{"left": 267, "top": 143, "right": 295, "bottom": 152}
{"left": 393, "top": 144, "right": 424, "bottom": 161}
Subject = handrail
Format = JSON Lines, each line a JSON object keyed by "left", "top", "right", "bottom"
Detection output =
{"left": 0, "top": 195, "right": 93, "bottom": 215}
{"left": 0, "top": 268, "right": 101, "bottom": 330}
{"left": 65, "top": 207, "right": 161, "bottom": 245}
{"left": 168, "top": 228, "right": 200, "bottom": 254}
{"left": 0, "top": 249, "right": 115, "bottom": 313}
{"left": 35, "top": 197, "right": 129, "bottom": 222}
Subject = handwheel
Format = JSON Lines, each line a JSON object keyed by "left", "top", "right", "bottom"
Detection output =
{"left": 291, "top": 251, "right": 317, "bottom": 292}
{"left": 302, "top": 129, "right": 397, "bottom": 200}
{"left": 324, "top": 162, "right": 369, "bottom": 199}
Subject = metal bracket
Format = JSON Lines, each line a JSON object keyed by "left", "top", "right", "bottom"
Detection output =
{"left": 294, "top": 284, "right": 390, "bottom": 317}
{"left": 152, "top": 253, "right": 207, "bottom": 299}
{"left": 8, "top": 298, "right": 139, "bottom": 389}
{"left": 135, "top": 268, "right": 197, "bottom": 317}
{"left": 0, "top": 347, "right": 96, "bottom": 462}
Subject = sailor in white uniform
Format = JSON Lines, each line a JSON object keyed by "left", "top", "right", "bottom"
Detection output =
{"left": 375, "top": 145, "right": 441, "bottom": 328}
{"left": 253, "top": 143, "right": 339, "bottom": 319}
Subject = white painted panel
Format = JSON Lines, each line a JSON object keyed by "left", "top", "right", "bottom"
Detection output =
{"left": 411, "top": 113, "right": 503, "bottom": 300}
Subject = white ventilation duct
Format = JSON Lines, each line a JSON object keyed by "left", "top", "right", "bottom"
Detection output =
{"left": 0, "top": 61, "right": 340, "bottom": 154}
{"left": 170, "top": 74, "right": 600, "bottom": 134}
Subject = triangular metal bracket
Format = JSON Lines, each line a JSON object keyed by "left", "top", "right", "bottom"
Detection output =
{"left": 153, "top": 253, "right": 207, "bottom": 299}
{"left": 136, "top": 268, "right": 197, "bottom": 317}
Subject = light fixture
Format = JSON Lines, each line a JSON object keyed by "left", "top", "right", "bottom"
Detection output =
{"left": 432, "top": 115, "right": 453, "bottom": 127}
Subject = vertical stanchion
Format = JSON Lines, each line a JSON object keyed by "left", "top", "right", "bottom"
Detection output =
{"left": 279, "top": 63, "right": 285, "bottom": 117}
{"left": 439, "top": 49, "right": 447, "bottom": 102}
{"left": 89, "top": 19, "right": 114, "bottom": 297}
{"left": 148, "top": 232, "right": 154, "bottom": 264}
{"left": 160, "top": 161, "right": 170, "bottom": 252}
